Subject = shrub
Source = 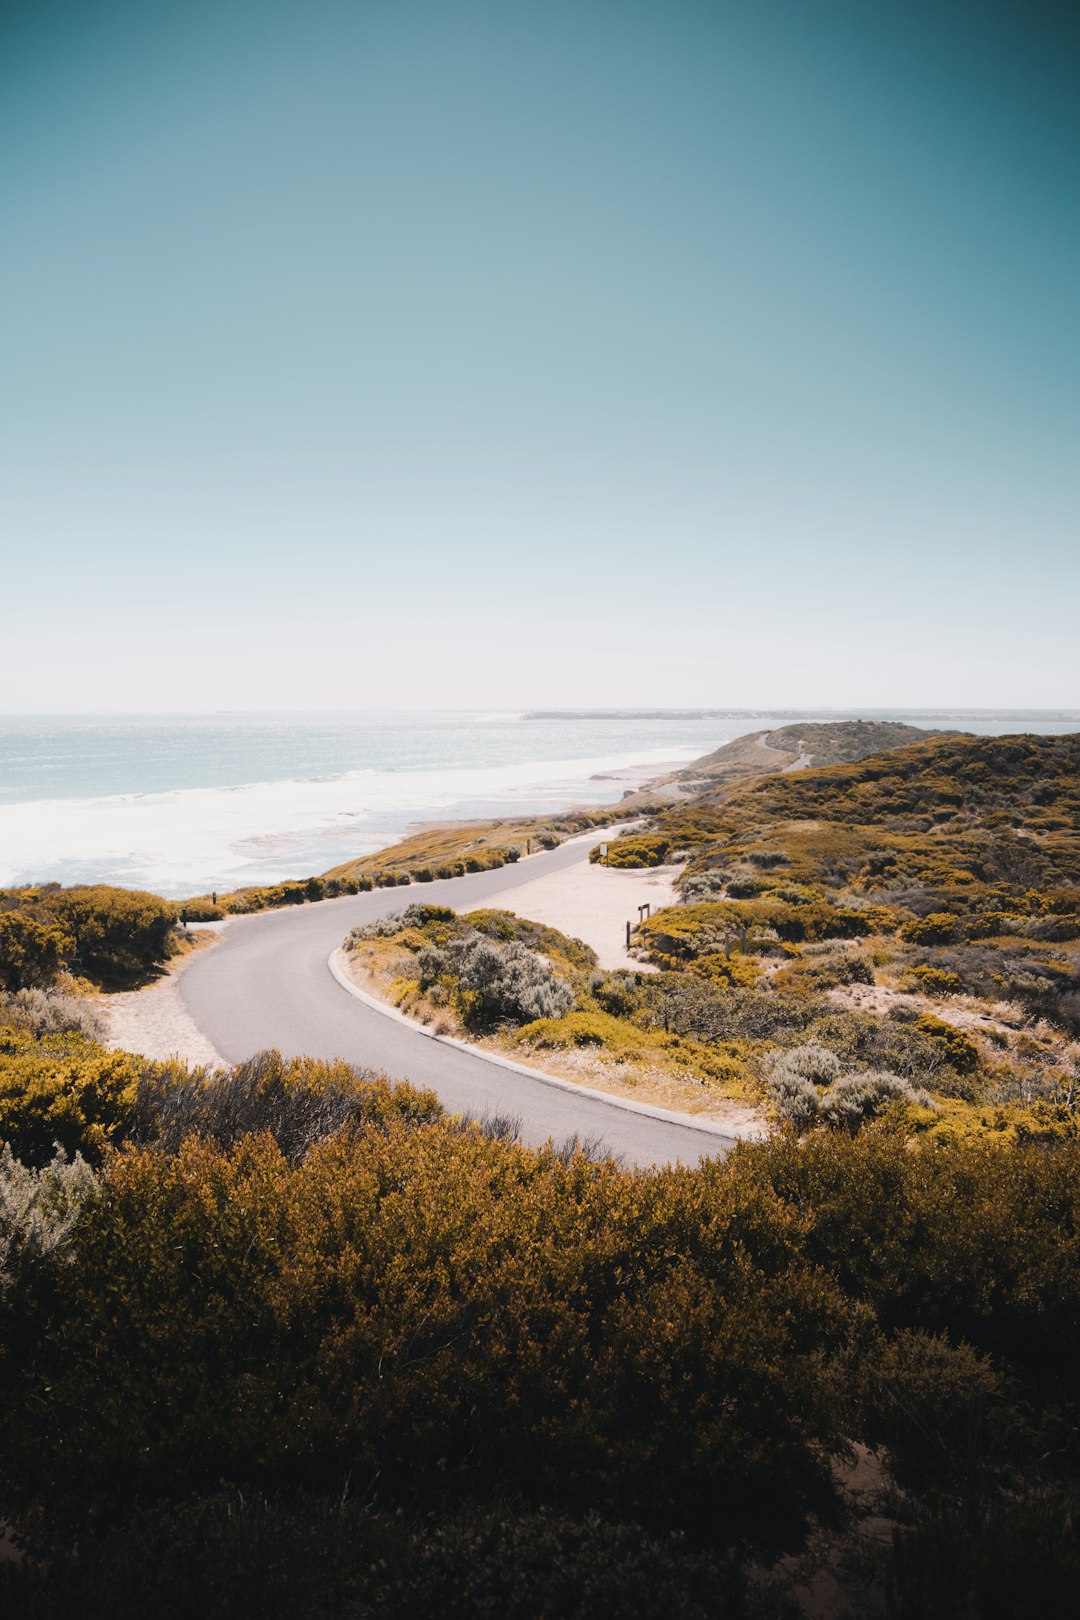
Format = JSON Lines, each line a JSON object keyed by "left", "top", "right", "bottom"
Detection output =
{"left": 900, "top": 912, "right": 961, "bottom": 946}
{"left": 401, "top": 904, "right": 456, "bottom": 928}
{"left": 132, "top": 1050, "right": 442, "bottom": 1163}
{"left": 819, "top": 1069, "right": 931, "bottom": 1132}
{"left": 0, "top": 1128, "right": 853, "bottom": 1554}
{"left": 807, "top": 1008, "right": 976, "bottom": 1089}
{"left": 0, "top": 911, "right": 73, "bottom": 992}
{"left": 589, "top": 972, "right": 644, "bottom": 1019}
{"left": 640, "top": 977, "right": 825, "bottom": 1043}
{"left": 462, "top": 910, "right": 598, "bottom": 971}
{"left": 0, "top": 1142, "right": 97, "bottom": 1297}
{"left": 591, "top": 835, "right": 672, "bottom": 869}
{"left": 0, "top": 1030, "right": 147, "bottom": 1168}
{"left": 514, "top": 1010, "right": 653, "bottom": 1054}
{"left": 0, "top": 1499, "right": 748, "bottom": 1620}
{"left": 772, "top": 949, "right": 875, "bottom": 992}
{"left": 766, "top": 1041, "right": 842, "bottom": 1089}
{"left": 767, "top": 1071, "right": 821, "bottom": 1133}
{"left": 0, "top": 988, "right": 107, "bottom": 1042}
{"left": 448, "top": 935, "right": 575, "bottom": 1029}
{"left": 913, "top": 1013, "right": 980, "bottom": 1075}
{"left": 347, "top": 913, "right": 411, "bottom": 944}
{"left": 904, "top": 962, "right": 962, "bottom": 995}
{"left": 45, "top": 887, "right": 177, "bottom": 987}
{"left": 692, "top": 952, "right": 761, "bottom": 989}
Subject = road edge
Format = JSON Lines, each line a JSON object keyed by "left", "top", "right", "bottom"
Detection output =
{"left": 328, "top": 948, "right": 763, "bottom": 1143}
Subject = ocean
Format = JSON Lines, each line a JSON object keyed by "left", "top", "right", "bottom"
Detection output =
{"left": 0, "top": 710, "right": 1076, "bottom": 898}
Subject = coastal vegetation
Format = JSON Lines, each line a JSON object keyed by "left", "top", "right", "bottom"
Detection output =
{"left": 350, "top": 732, "right": 1080, "bottom": 1145}
{"left": 0, "top": 886, "right": 178, "bottom": 990}
{"left": 178, "top": 805, "right": 655, "bottom": 920}
{"left": 2, "top": 1010, "right": 1080, "bottom": 1612}
{"left": 2, "top": 724, "right": 1079, "bottom": 1611}
{"left": 653, "top": 718, "right": 954, "bottom": 802}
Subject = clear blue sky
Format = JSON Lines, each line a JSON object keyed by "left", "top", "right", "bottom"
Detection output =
{"left": 2, "top": 0, "right": 1077, "bottom": 710}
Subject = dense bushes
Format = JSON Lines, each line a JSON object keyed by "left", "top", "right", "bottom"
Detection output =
{"left": 3, "top": 1017, "right": 1080, "bottom": 1611}
{"left": 0, "top": 1497, "right": 748, "bottom": 1620}
{"left": 0, "top": 913, "right": 73, "bottom": 992}
{"left": 0, "top": 886, "right": 177, "bottom": 990}
{"left": 0, "top": 1124, "right": 852, "bottom": 1555}
{"left": 763, "top": 1042, "right": 933, "bottom": 1133}
{"left": 131, "top": 1049, "right": 441, "bottom": 1162}
{"left": 0, "top": 1029, "right": 148, "bottom": 1168}
{"left": 45, "top": 887, "right": 177, "bottom": 985}
{"left": 349, "top": 906, "right": 594, "bottom": 1034}
{"left": 591, "top": 834, "right": 672, "bottom": 869}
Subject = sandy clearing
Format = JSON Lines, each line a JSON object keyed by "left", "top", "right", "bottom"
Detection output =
{"left": 826, "top": 980, "right": 1023, "bottom": 1037}
{"left": 105, "top": 935, "right": 227, "bottom": 1068}
{"left": 473, "top": 858, "right": 682, "bottom": 970}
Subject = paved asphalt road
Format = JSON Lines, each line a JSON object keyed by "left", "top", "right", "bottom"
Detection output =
{"left": 180, "top": 834, "right": 734, "bottom": 1167}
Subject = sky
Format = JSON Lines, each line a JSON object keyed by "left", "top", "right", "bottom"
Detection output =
{"left": 2, "top": 0, "right": 1077, "bottom": 712}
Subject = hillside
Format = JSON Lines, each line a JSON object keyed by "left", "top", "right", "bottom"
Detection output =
{"left": 670, "top": 719, "right": 955, "bottom": 801}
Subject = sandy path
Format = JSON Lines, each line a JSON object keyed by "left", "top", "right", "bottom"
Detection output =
{"left": 105, "top": 931, "right": 227, "bottom": 1068}
{"left": 472, "top": 858, "right": 682, "bottom": 970}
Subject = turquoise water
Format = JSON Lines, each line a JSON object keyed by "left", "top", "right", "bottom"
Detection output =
{"left": 0, "top": 710, "right": 1075, "bottom": 896}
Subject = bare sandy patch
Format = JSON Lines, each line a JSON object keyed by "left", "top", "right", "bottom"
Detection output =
{"left": 475, "top": 858, "right": 683, "bottom": 970}
{"left": 827, "top": 980, "right": 1022, "bottom": 1039}
{"left": 105, "top": 931, "right": 226, "bottom": 1068}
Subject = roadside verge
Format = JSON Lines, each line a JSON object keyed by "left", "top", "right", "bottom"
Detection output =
{"left": 327, "top": 948, "right": 764, "bottom": 1142}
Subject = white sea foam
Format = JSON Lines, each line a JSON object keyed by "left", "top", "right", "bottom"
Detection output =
{"left": 0, "top": 744, "right": 700, "bottom": 896}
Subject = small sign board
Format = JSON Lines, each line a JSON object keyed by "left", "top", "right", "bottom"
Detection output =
{"left": 599, "top": 843, "right": 609, "bottom": 857}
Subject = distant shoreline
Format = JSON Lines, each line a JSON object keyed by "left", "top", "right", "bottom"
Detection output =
{"left": 524, "top": 707, "right": 1080, "bottom": 722}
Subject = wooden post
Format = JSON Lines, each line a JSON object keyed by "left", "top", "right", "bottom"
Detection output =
{"left": 626, "top": 921, "right": 631, "bottom": 948}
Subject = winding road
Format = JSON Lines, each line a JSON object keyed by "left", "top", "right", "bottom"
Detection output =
{"left": 180, "top": 833, "right": 736, "bottom": 1167}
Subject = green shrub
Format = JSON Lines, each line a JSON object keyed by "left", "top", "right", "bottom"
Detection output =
{"left": 427, "top": 934, "right": 576, "bottom": 1029}
{"left": 0, "top": 1129, "right": 853, "bottom": 1552}
{"left": 514, "top": 1010, "right": 653, "bottom": 1054}
{"left": 0, "top": 1029, "right": 148, "bottom": 1168}
{"left": 0, "top": 912, "right": 73, "bottom": 993}
{"left": 819, "top": 1069, "right": 932, "bottom": 1132}
{"left": 133, "top": 1050, "right": 441, "bottom": 1163}
{"left": 906, "top": 962, "right": 963, "bottom": 995}
{"left": 45, "top": 887, "right": 177, "bottom": 987}
{"left": 591, "top": 835, "right": 672, "bottom": 869}
{"left": 900, "top": 912, "right": 962, "bottom": 946}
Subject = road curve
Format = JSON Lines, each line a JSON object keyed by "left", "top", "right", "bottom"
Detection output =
{"left": 180, "top": 834, "right": 735, "bottom": 1167}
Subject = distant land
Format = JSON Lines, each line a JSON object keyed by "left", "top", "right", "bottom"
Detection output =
{"left": 524, "top": 707, "right": 1080, "bottom": 722}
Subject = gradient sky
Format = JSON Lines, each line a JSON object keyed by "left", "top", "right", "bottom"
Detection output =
{"left": 2, "top": 0, "right": 1077, "bottom": 711}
